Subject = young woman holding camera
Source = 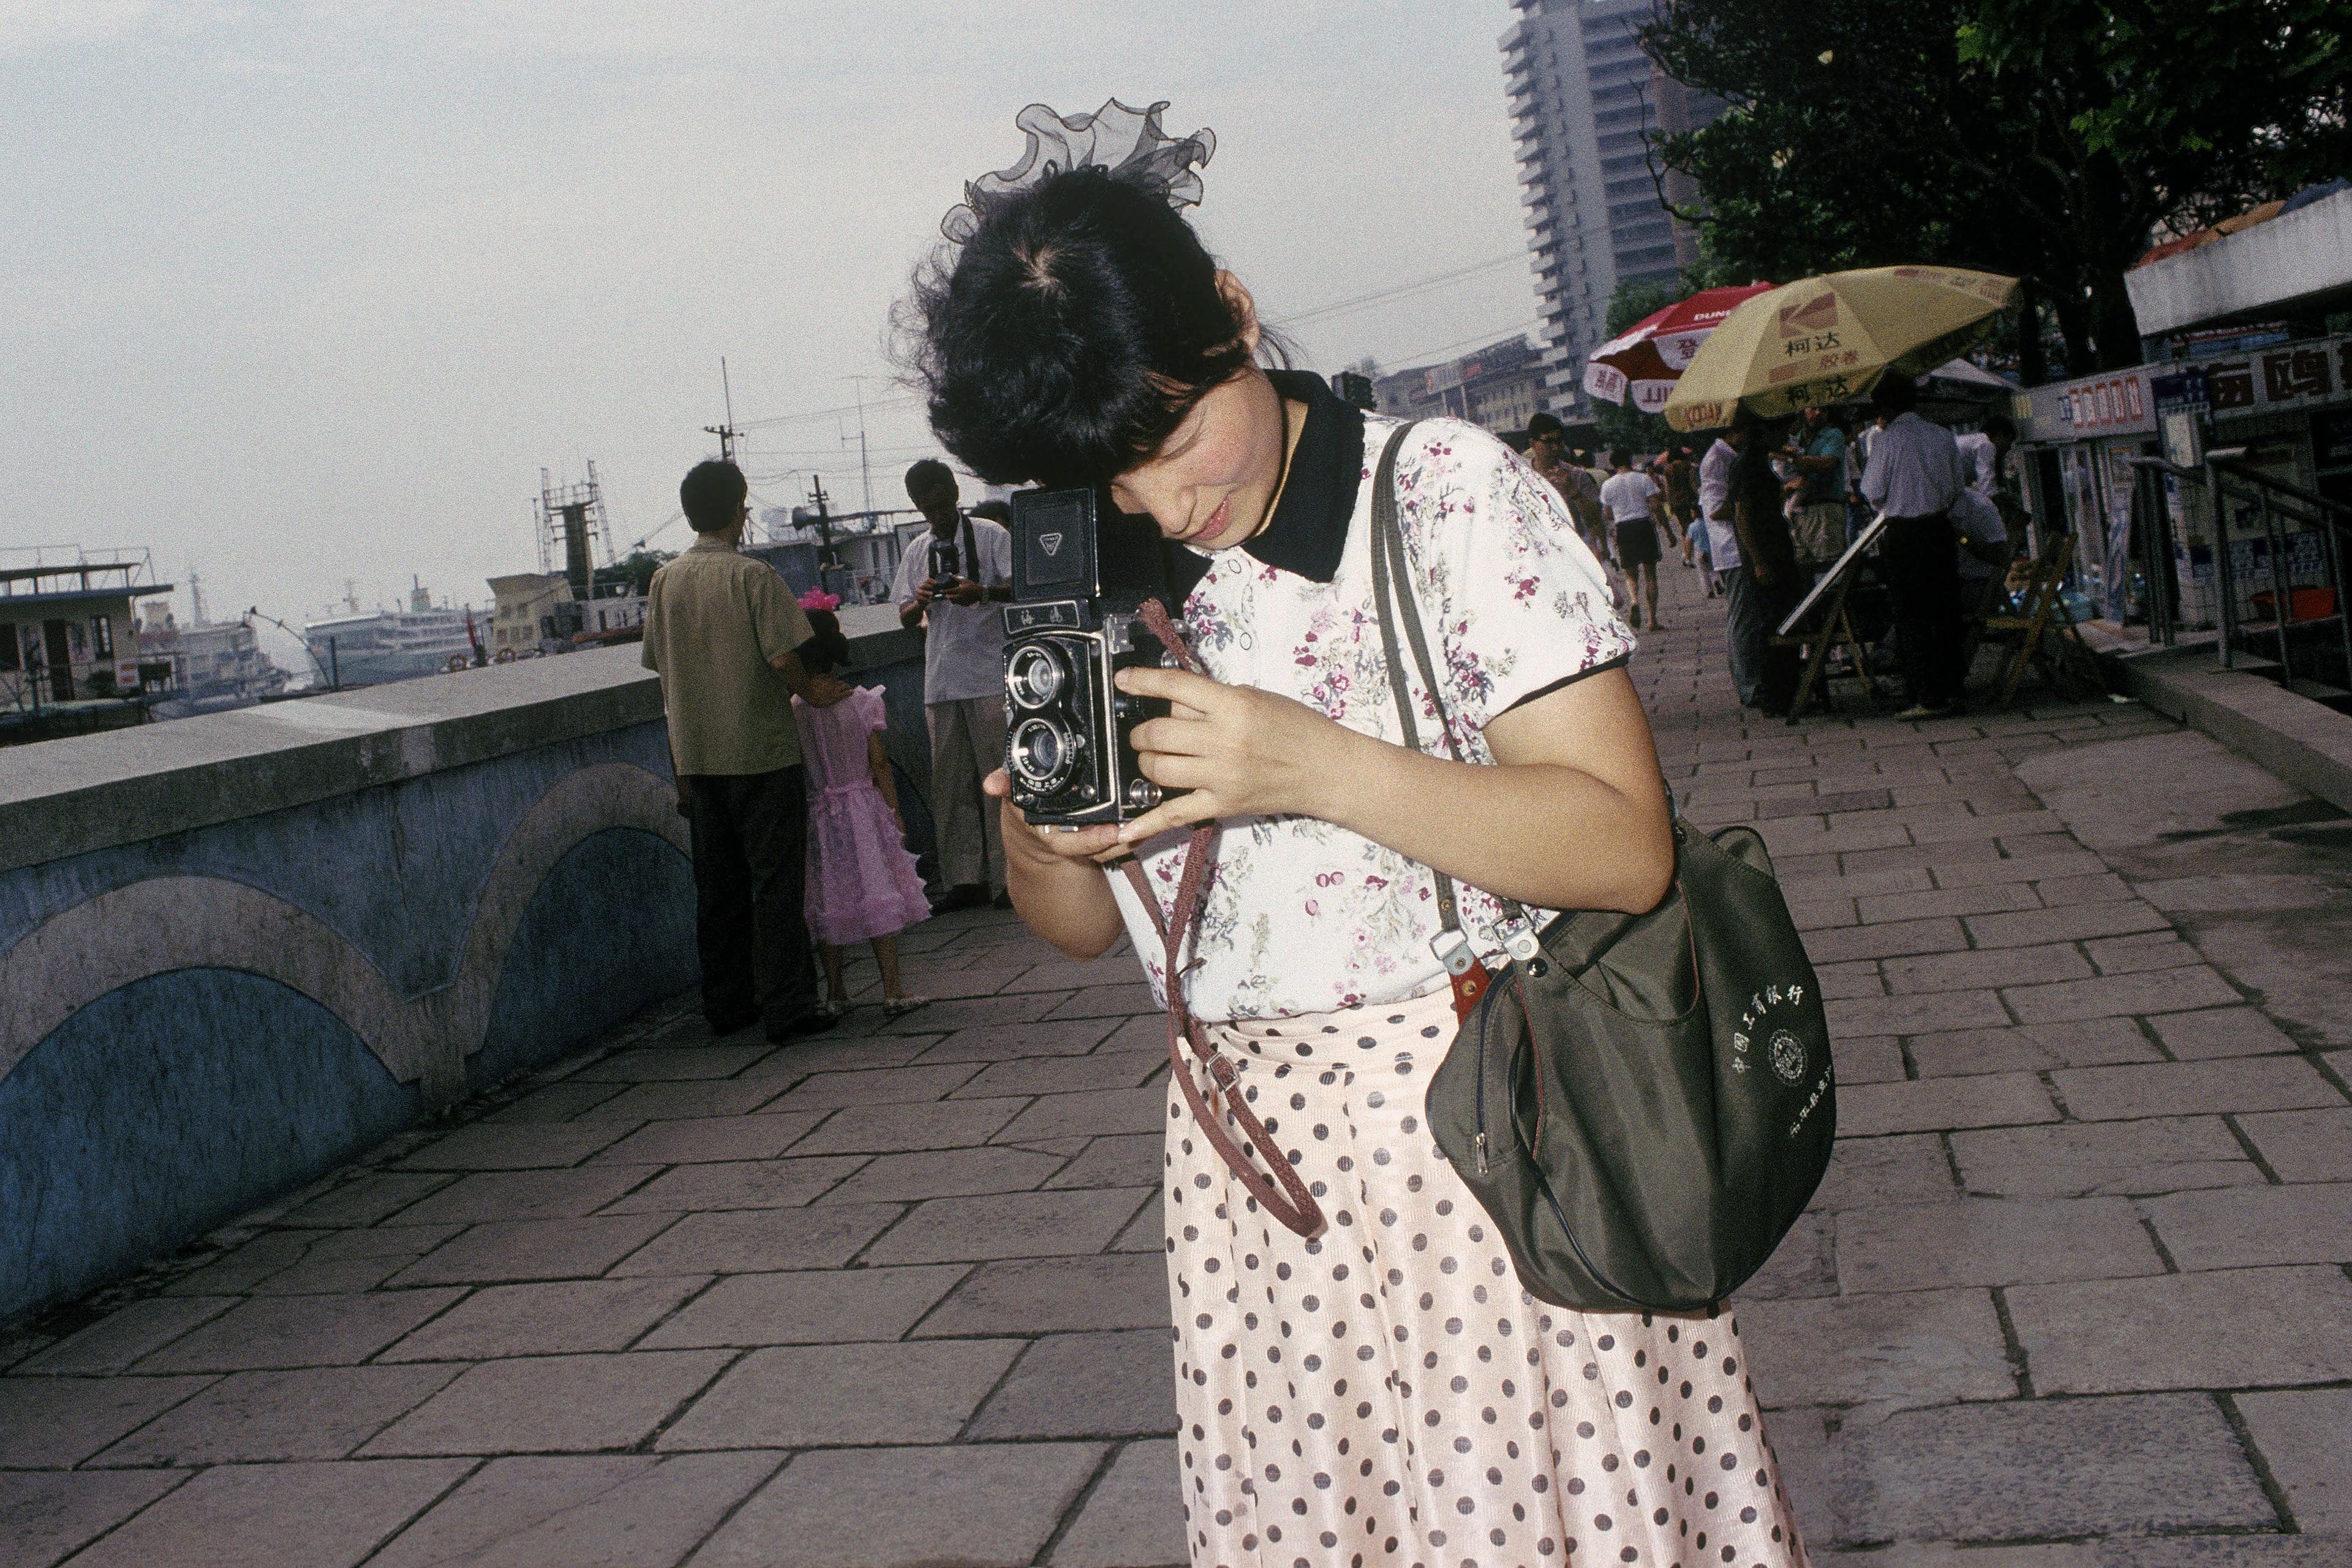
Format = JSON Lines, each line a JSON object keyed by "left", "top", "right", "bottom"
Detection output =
{"left": 905, "top": 105, "right": 1807, "bottom": 1568}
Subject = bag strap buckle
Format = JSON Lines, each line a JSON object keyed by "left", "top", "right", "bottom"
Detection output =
{"left": 1431, "top": 929, "right": 1476, "bottom": 976}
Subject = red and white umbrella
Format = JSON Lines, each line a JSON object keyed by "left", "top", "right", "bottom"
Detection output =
{"left": 1581, "top": 282, "right": 1777, "bottom": 415}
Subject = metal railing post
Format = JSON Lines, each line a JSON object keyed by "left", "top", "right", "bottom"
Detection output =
{"left": 2206, "top": 457, "right": 2237, "bottom": 670}
{"left": 2316, "top": 499, "right": 2352, "bottom": 690}
{"left": 2258, "top": 486, "right": 2294, "bottom": 687}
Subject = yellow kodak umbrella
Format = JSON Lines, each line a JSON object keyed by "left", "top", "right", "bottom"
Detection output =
{"left": 1662, "top": 266, "right": 2019, "bottom": 432}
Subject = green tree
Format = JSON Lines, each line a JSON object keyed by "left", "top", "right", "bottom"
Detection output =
{"left": 600, "top": 549, "right": 675, "bottom": 598}
{"left": 1638, "top": 0, "right": 2350, "bottom": 375}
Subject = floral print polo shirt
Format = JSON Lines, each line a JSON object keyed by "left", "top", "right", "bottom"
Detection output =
{"left": 1110, "top": 371, "right": 1635, "bottom": 1020}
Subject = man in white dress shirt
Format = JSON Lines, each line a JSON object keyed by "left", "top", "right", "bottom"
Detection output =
{"left": 1861, "top": 375, "right": 1972, "bottom": 717}
{"left": 1700, "top": 426, "right": 1800, "bottom": 710}
{"left": 1953, "top": 414, "right": 2016, "bottom": 499}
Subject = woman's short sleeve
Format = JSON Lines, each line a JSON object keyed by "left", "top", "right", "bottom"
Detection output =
{"left": 1398, "top": 423, "right": 1636, "bottom": 737}
{"left": 858, "top": 686, "right": 889, "bottom": 733}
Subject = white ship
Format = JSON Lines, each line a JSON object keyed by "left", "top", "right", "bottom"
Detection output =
{"left": 304, "top": 580, "right": 477, "bottom": 687}
{"left": 139, "top": 613, "right": 290, "bottom": 717}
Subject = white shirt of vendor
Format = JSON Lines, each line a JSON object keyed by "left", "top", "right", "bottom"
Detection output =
{"left": 1861, "top": 412, "right": 1969, "bottom": 519}
{"left": 1698, "top": 439, "right": 1740, "bottom": 570}
{"left": 1950, "top": 488, "right": 2009, "bottom": 583}
{"left": 891, "top": 513, "right": 1014, "bottom": 704}
{"left": 1599, "top": 470, "right": 1662, "bottom": 524}
{"left": 1110, "top": 372, "right": 1634, "bottom": 1020}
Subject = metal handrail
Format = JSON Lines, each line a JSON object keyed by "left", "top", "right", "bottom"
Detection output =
{"left": 2127, "top": 453, "right": 2352, "bottom": 688}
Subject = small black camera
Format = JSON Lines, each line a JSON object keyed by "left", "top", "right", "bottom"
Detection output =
{"left": 1002, "top": 486, "right": 1181, "bottom": 826}
{"left": 926, "top": 532, "right": 965, "bottom": 584}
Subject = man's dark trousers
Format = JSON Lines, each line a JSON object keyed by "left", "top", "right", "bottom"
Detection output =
{"left": 1880, "top": 513, "right": 1965, "bottom": 709}
{"left": 682, "top": 767, "right": 821, "bottom": 1033}
{"left": 1722, "top": 565, "right": 1800, "bottom": 714}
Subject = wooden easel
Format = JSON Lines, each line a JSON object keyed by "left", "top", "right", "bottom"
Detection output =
{"left": 1773, "top": 515, "right": 1888, "bottom": 722}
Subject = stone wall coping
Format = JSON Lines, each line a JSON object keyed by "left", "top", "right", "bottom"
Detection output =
{"left": 0, "top": 622, "right": 925, "bottom": 875}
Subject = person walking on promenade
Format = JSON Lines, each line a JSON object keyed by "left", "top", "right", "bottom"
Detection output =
{"left": 1861, "top": 374, "right": 1972, "bottom": 717}
{"left": 1600, "top": 446, "right": 1673, "bottom": 630}
{"left": 788, "top": 599, "right": 933, "bottom": 1021}
{"left": 905, "top": 129, "right": 1808, "bottom": 1568}
{"left": 892, "top": 458, "right": 1015, "bottom": 910}
{"left": 641, "top": 459, "right": 843, "bottom": 1041}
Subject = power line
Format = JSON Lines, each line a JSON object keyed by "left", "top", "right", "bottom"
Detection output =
{"left": 1372, "top": 317, "right": 1549, "bottom": 373}
{"left": 1266, "top": 252, "right": 1525, "bottom": 330}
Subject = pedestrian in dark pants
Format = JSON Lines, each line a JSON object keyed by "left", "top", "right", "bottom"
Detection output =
{"left": 1704, "top": 412, "right": 1803, "bottom": 715}
{"left": 1860, "top": 375, "right": 1970, "bottom": 717}
{"left": 642, "top": 459, "right": 849, "bottom": 1040}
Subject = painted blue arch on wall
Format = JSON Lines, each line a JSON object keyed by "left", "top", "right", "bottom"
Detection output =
{"left": 0, "top": 969, "right": 420, "bottom": 1318}
{"left": 468, "top": 826, "right": 698, "bottom": 1091}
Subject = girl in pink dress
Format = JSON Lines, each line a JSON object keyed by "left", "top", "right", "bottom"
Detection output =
{"left": 790, "top": 603, "right": 931, "bottom": 1018}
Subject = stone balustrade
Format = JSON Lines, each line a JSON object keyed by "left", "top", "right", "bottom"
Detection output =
{"left": 0, "top": 627, "right": 931, "bottom": 1323}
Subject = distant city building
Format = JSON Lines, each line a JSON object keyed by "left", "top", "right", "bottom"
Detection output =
{"left": 1499, "top": 0, "right": 1722, "bottom": 413}
{"left": 1373, "top": 335, "right": 1547, "bottom": 435}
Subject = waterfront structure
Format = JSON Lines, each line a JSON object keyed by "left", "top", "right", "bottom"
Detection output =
{"left": 487, "top": 572, "right": 576, "bottom": 659}
{"left": 0, "top": 549, "right": 172, "bottom": 739}
{"left": 1371, "top": 335, "right": 1547, "bottom": 434}
{"left": 137, "top": 611, "right": 289, "bottom": 718}
{"left": 1500, "top": 0, "right": 1719, "bottom": 413}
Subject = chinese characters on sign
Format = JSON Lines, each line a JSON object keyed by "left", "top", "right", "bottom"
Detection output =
{"left": 2187, "top": 337, "right": 2346, "bottom": 415}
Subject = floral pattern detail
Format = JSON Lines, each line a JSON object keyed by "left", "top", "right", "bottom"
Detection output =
{"left": 1113, "top": 417, "right": 1635, "bottom": 1019}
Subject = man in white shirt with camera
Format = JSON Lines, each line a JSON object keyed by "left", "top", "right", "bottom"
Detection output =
{"left": 895, "top": 459, "right": 1015, "bottom": 909}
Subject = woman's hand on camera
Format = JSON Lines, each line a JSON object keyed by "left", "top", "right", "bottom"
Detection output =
{"left": 1112, "top": 667, "right": 1353, "bottom": 843}
{"left": 984, "top": 768, "right": 1131, "bottom": 865}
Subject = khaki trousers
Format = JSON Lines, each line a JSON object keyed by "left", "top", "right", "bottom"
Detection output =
{"left": 1793, "top": 502, "right": 1847, "bottom": 567}
{"left": 927, "top": 696, "right": 1007, "bottom": 893}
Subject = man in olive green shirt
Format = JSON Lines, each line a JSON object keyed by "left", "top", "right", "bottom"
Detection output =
{"left": 642, "top": 459, "right": 844, "bottom": 1040}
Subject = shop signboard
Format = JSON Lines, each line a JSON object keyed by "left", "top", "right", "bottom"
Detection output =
{"left": 2020, "top": 366, "right": 2158, "bottom": 443}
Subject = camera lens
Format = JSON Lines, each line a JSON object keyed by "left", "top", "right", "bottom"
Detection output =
{"left": 1007, "top": 644, "right": 1068, "bottom": 709}
{"left": 1010, "top": 717, "right": 1078, "bottom": 791}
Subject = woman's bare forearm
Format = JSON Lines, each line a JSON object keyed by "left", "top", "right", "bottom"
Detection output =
{"left": 1000, "top": 800, "right": 1127, "bottom": 959}
{"left": 1317, "top": 744, "right": 1669, "bottom": 914}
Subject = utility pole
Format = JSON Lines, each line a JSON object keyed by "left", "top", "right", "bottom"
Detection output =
{"left": 704, "top": 356, "right": 742, "bottom": 463}
{"left": 807, "top": 475, "right": 839, "bottom": 571}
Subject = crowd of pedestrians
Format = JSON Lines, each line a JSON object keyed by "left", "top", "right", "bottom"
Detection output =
{"left": 1532, "top": 384, "right": 2024, "bottom": 722}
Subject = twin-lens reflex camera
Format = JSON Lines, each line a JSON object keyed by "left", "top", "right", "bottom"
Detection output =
{"left": 1001, "top": 486, "right": 1182, "bottom": 827}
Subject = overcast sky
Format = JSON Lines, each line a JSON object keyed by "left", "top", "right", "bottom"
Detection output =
{"left": 2, "top": 1, "right": 1544, "bottom": 625}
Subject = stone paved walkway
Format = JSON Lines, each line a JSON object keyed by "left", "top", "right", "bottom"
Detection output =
{"left": 4, "top": 564, "right": 2350, "bottom": 1567}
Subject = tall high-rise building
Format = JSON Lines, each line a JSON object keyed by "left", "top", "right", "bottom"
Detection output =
{"left": 1499, "top": 0, "right": 1719, "bottom": 413}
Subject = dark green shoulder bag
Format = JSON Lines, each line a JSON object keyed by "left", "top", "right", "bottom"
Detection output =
{"left": 1368, "top": 423, "right": 1836, "bottom": 1313}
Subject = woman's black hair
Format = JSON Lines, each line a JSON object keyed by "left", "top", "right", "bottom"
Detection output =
{"left": 799, "top": 608, "right": 852, "bottom": 676}
{"left": 899, "top": 167, "right": 1268, "bottom": 487}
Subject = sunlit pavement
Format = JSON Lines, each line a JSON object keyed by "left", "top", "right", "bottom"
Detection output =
{"left": 4, "top": 561, "right": 2350, "bottom": 1566}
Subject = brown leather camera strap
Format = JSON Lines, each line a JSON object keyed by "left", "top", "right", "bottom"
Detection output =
{"left": 1121, "top": 597, "right": 1327, "bottom": 1241}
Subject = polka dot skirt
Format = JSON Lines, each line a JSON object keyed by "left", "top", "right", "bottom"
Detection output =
{"left": 1164, "top": 986, "right": 1809, "bottom": 1568}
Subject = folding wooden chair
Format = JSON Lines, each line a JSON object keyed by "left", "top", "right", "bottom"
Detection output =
{"left": 1978, "top": 530, "right": 2106, "bottom": 708}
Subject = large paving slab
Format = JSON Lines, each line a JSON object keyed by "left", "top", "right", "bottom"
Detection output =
{"left": 9, "top": 566, "right": 2352, "bottom": 1565}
